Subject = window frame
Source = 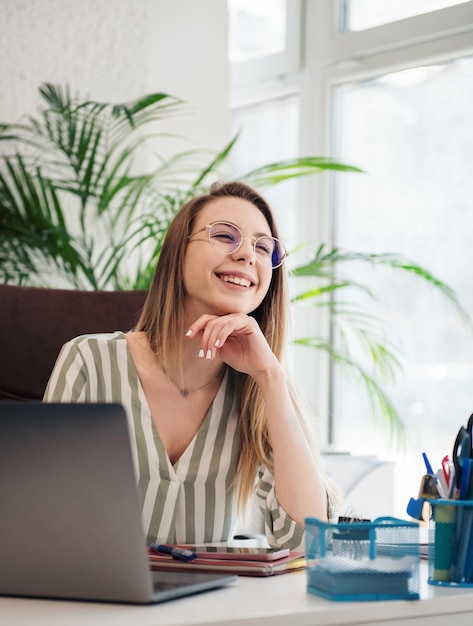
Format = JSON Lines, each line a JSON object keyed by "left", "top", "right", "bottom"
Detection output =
{"left": 229, "top": 0, "right": 473, "bottom": 445}
{"left": 298, "top": 0, "right": 473, "bottom": 432}
{"left": 229, "top": 0, "right": 303, "bottom": 89}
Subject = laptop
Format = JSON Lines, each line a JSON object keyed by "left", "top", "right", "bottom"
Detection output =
{"left": 0, "top": 402, "right": 237, "bottom": 604}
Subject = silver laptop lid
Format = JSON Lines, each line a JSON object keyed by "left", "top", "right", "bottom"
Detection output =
{"left": 0, "top": 402, "right": 236, "bottom": 604}
{"left": 0, "top": 402, "right": 160, "bottom": 603}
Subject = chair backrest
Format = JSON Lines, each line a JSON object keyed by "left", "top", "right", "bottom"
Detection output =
{"left": 0, "top": 285, "right": 147, "bottom": 401}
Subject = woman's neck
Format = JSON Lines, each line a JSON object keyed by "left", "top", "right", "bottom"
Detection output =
{"left": 130, "top": 330, "right": 226, "bottom": 394}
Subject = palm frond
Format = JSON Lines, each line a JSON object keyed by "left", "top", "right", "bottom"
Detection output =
{"left": 289, "top": 239, "right": 471, "bottom": 440}
{"left": 190, "top": 134, "right": 240, "bottom": 190}
{"left": 292, "top": 244, "right": 469, "bottom": 322}
{"left": 1, "top": 82, "right": 470, "bottom": 438}
{"left": 241, "top": 157, "right": 364, "bottom": 187}
{"left": 294, "top": 336, "right": 405, "bottom": 440}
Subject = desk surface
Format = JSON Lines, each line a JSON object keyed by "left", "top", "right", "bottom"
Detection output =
{"left": 2, "top": 564, "right": 473, "bottom": 626}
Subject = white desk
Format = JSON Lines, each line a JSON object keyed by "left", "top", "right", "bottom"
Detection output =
{"left": 1, "top": 564, "right": 473, "bottom": 626}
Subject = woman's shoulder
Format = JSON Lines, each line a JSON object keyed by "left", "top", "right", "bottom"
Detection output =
{"left": 64, "top": 331, "right": 127, "bottom": 350}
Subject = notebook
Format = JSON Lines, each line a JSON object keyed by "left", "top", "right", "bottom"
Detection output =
{"left": 0, "top": 402, "right": 237, "bottom": 604}
{"left": 148, "top": 549, "right": 306, "bottom": 577}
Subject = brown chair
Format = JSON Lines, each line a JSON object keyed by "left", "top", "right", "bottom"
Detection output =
{"left": 0, "top": 285, "right": 147, "bottom": 401}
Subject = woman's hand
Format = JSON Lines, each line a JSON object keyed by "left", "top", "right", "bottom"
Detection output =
{"left": 186, "top": 313, "right": 280, "bottom": 379}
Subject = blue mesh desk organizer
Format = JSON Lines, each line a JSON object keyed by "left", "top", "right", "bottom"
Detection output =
{"left": 305, "top": 516, "right": 420, "bottom": 601}
{"left": 428, "top": 499, "right": 473, "bottom": 587}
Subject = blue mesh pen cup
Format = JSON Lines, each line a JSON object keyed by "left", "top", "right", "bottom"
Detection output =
{"left": 428, "top": 499, "right": 473, "bottom": 586}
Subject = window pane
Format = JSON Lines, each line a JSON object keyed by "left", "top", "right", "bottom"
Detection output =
{"left": 343, "top": 0, "right": 470, "bottom": 31}
{"left": 331, "top": 57, "right": 473, "bottom": 517}
{"left": 228, "top": 0, "right": 287, "bottom": 63}
{"left": 229, "top": 96, "right": 300, "bottom": 245}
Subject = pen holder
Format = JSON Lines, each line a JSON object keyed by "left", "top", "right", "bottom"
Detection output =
{"left": 305, "top": 516, "right": 420, "bottom": 601}
{"left": 427, "top": 499, "right": 473, "bottom": 586}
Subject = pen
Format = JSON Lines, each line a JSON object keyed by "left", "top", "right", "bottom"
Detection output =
{"left": 149, "top": 543, "right": 197, "bottom": 562}
{"left": 422, "top": 452, "right": 445, "bottom": 497}
{"left": 422, "top": 452, "right": 435, "bottom": 476}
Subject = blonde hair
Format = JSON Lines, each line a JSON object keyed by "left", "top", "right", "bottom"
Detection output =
{"left": 136, "top": 181, "right": 339, "bottom": 514}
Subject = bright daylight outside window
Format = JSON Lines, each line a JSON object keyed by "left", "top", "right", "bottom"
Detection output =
{"left": 228, "top": 0, "right": 473, "bottom": 518}
{"left": 228, "top": 0, "right": 287, "bottom": 63}
{"left": 331, "top": 56, "right": 473, "bottom": 516}
{"left": 227, "top": 0, "right": 301, "bottom": 244}
{"left": 342, "top": 0, "right": 470, "bottom": 30}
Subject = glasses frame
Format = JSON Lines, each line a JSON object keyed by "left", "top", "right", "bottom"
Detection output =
{"left": 188, "top": 221, "right": 288, "bottom": 269}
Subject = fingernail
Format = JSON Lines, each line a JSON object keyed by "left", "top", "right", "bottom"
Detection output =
{"left": 198, "top": 349, "right": 205, "bottom": 358}
{"left": 215, "top": 339, "right": 220, "bottom": 348}
{"left": 206, "top": 349, "right": 212, "bottom": 359}
{"left": 185, "top": 329, "right": 192, "bottom": 337}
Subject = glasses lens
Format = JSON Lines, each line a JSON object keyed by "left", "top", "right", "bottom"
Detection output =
{"left": 271, "top": 239, "right": 287, "bottom": 268}
{"left": 208, "top": 222, "right": 242, "bottom": 253}
{"left": 254, "top": 237, "right": 283, "bottom": 268}
{"left": 208, "top": 222, "right": 286, "bottom": 268}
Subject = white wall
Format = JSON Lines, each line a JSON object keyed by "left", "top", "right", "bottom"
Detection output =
{"left": 1, "top": 0, "right": 229, "bottom": 153}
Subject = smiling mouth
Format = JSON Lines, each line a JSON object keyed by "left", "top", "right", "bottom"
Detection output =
{"left": 218, "top": 274, "right": 253, "bottom": 288}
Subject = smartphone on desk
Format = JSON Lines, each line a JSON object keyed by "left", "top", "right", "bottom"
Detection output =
{"left": 180, "top": 545, "right": 290, "bottom": 561}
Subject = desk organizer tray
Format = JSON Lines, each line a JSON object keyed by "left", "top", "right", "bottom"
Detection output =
{"left": 427, "top": 499, "right": 473, "bottom": 587}
{"left": 305, "top": 516, "right": 420, "bottom": 601}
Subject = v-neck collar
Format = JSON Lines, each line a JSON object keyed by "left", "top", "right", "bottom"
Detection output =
{"left": 121, "top": 332, "right": 229, "bottom": 473}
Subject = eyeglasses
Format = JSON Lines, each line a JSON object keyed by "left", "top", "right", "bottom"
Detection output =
{"left": 188, "top": 221, "right": 287, "bottom": 269}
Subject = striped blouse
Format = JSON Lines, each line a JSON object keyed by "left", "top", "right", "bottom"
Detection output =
{"left": 43, "top": 332, "right": 305, "bottom": 550}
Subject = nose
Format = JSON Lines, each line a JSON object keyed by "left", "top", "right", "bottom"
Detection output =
{"left": 232, "top": 236, "right": 256, "bottom": 264}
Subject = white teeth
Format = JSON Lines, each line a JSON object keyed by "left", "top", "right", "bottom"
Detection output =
{"left": 221, "top": 275, "right": 251, "bottom": 288}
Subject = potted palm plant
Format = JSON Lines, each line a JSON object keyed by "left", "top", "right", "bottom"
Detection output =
{"left": 0, "top": 83, "right": 467, "bottom": 429}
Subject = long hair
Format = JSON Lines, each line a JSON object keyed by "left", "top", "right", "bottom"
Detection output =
{"left": 136, "top": 180, "right": 337, "bottom": 513}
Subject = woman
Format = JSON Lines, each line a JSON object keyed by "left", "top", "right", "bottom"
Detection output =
{"left": 44, "top": 180, "right": 337, "bottom": 550}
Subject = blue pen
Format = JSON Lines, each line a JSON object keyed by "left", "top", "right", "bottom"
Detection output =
{"left": 422, "top": 452, "right": 445, "bottom": 497}
{"left": 149, "top": 543, "right": 197, "bottom": 562}
{"left": 422, "top": 452, "right": 435, "bottom": 476}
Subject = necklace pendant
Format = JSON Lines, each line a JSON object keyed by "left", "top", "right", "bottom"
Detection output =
{"left": 181, "top": 388, "right": 189, "bottom": 398}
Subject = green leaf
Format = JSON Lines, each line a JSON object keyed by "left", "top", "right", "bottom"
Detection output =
{"left": 241, "top": 157, "right": 364, "bottom": 187}
{"left": 294, "top": 336, "right": 405, "bottom": 440}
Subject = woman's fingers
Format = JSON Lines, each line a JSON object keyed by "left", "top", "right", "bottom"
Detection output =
{"left": 186, "top": 314, "right": 219, "bottom": 359}
{"left": 186, "top": 313, "right": 261, "bottom": 362}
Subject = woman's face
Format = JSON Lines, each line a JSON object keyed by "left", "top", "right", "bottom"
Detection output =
{"left": 183, "top": 197, "right": 274, "bottom": 319}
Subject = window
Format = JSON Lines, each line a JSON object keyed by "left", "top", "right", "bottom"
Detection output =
{"left": 229, "top": 95, "right": 301, "bottom": 246}
{"left": 304, "top": 0, "right": 473, "bottom": 516}
{"left": 228, "top": 0, "right": 473, "bottom": 517}
{"left": 331, "top": 56, "right": 473, "bottom": 515}
{"left": 227, "top": 0, "right": 304, "bottom": 247}
{"left": 341, "top": 0, "right": 470, "bottom": 31}
{"left": 228, "top": 0, "right": 302, "bottom": 88}
{"left": 228, "top": 0, "right": 287, "bottom": 62}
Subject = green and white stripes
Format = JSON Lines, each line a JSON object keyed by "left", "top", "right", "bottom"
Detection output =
{"left": 44, "top": 332, "right": 305, "bottom": 550}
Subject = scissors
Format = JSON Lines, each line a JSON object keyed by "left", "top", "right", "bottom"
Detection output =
{"left": 452, "top": 420, "right": 473, "bottom": 499}
{"left": 464, "top": 412, "right": 473, "bottom": 460}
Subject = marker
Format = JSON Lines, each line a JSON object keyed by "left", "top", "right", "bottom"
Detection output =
{"left": 149, "top": 544, "right": 197, "bottom": 562}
